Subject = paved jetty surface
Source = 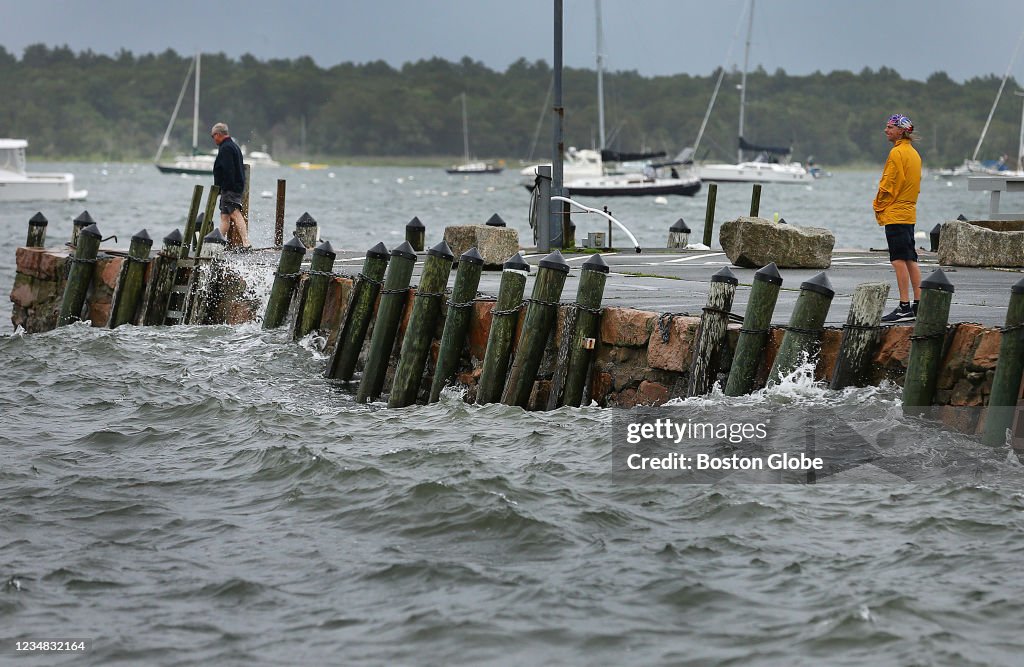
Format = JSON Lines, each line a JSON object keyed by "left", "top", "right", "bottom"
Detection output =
{"left": 294, "top": 247, "right": 1023, "bottom": 328}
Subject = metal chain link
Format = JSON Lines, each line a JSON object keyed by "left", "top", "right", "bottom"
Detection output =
{"left": 781, "top": 325, "right": 823, "bottom": 338}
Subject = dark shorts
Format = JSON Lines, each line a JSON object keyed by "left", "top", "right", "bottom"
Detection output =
{"left": 884, "top": 224, "right": 918, "bottom": 262}
{"left": 220, "top": 190, "right": 243, "bottom": 215}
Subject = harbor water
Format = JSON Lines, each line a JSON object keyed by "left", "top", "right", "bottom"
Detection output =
{"left": 2, "top": 164, "right": 1023, "bottom": 665}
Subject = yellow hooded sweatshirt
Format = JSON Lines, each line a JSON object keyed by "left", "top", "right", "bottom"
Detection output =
{"left": 873, "top": 138, "right": 921, "bottom": 225}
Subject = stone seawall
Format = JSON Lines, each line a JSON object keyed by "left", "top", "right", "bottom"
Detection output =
{"left": 11, "top": 245, "right": 1007, "bottom": 438}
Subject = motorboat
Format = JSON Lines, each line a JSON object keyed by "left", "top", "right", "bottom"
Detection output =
{"left": 0, "top": 139, "right": 87, "bottom": 201}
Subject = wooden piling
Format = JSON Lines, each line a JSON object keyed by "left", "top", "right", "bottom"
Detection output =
{"left": 326, "top": 242, "right": 391, "bottom": 382}
{"left": 501, "top": 250, "right": 570, "bottom": 409}
{"left": 262, "top": 236, "right": 307, "bottom": 329}
{"left": 58, "top": 222, "right": 102, "bottom": 326}
{"left": 902, "top": 269, "right": 955, "bottom": 414}
{"left": 829, "top": 282, "right": 890, "bottom": 390}
{"left": 71, "top": 210, "right": 95, "bottom": 247}
{"left": 181, "top": 185, "right": 204, "bottom": 257}
{"left": 768, "top": 272, "right": 835, "bottom": 384}
{"left": 26, "top": 212, "right": 47, "bottom": 248}
{"left": 387, "top": 241, "right": 455, "bottom": 408}
{"left": 294, "top": 212, "right": 318, "bottom": 249}
{"left": 688, "top": 267, "right": 739, "bottom": 396}
{"left": 185, "top": 228, "right": 227, "bottom": 325}
{"left": 356, "top": 242, "right": 418, "bottom": 403}
{"left": 405, "top": 216, "right": 425, "bottom": 252}
{"left": 294, "top": 241, "right": 337, "bottom": 340}
{"left": 275, "top": 179, "right": 286, "bottom": 246}
{"left": 725, "top": 263, "right": 783, "bottom": 396}
{"left": 241, "top": 163, "right": 251, "bottom": 222}
{"left": 109, "top": 229, "right": 154, "bottom": 328}
{"left": 667, "top": 219, "right": 690, "bottom": 249}
{"left": 702, "top": 183, "right": 717, "bottom": 247}
{"left": 749, "top": 184, "right": 762, "bottom": 217}
{"left": 429, "top": 247, "right": 485, "bottom": 402}
{"left": 983, "top": 277, "right": 1024, "bottom": 445}
{"left": 559, "top": 254, "right": 609, "bottom": 408}
{"left": 476, "top": 254, "right": 530, "bottom": 405}
{"left": 196, "top": 185, "right": 220, "bottom": 256}
{"left": 141, "top": 229, "right": 183, "bottom": 326}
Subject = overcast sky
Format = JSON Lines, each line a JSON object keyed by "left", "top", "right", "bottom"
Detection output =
{"left": 2, "top": 0, "right": 1024, "bottom": 82}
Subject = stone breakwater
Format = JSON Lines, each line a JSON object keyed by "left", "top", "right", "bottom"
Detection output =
{"left": 9, "top": 245, "right": 1010, "bottom": 438}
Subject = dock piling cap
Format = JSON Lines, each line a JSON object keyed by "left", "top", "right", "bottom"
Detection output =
{"left": 582, "top": 253, "right": 609, "bottom": 273}
{"left": 710, "top": 266, "right": 738, "bottom": 285}
{"left": 427, "top": 240, "right": 454, "bottom": 260}
{"left": 485, "top": 213, "right": 506, "bottom": 227}
{"left": 406, "top": 216, "right": 425, "bottom": 230}
{"left": 460, "top": 247, "right": 484, "bottom": 265}
{"left": 295, "top": 212, "right": 318, "bottom": 227}
{"left": 670, "top": 218, "right": 690, "bottom": 233}
{"left": 1013, "top": 276, "right": 1024, "bottom": 295}
{"left": 283, "top": 235, "right": 307, "bottom": 253}
{"left": 503, "top": 252, "right": 531, "bottom": 273}
{"left": 29, "top": 212, "right": 47, "bottom": 226}
{"left": 800, "top": 271, "right": 834, "bottom": 298}
{"left": 391, "top": 240, "right": 417, "bottom": 261}
{"left": 163, "top": 229, "right": 183, "bottom": 245}
{"left": 80, "top": 223, "right": 102, "bottom": 239}
{"left": 538, "top": 249, "right": 570, "bottom": 273}
{"left": 754, "top": 262, "right": 783, "bottom": 286}
{"left": 132, "top": 229, "right": 154, "bottom": 246}
{"left": 204, "top": 228, "right": 227, "bottom": 245}
{"left": 921, "top": 268, "right": 955, "bottom": 293}
{"left": 314, "top": 240, "right": 337, "bottom": 258}
{"left": 74, "top": 210, "right": 96, "bottom": 227}
{"left": 366, "top": 241, "right": 389, "bottom": 259}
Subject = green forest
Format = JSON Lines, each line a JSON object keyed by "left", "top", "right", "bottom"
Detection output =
{"left": 1, "top": 44, "right": 1022, "bottom": 169}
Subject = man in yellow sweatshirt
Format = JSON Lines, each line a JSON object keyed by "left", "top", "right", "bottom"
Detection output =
{"left": 873, "top": 113, "right": 922, "bottom": 323}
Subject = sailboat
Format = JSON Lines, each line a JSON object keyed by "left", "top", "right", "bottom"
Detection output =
{"left": 520, "top": 0, "right": 701, "bottom": 197}
{"left": 446, "top": 93, "right": 503, "bottom": 174}
{"left": 937, "top": 29, "right": 1024, "bottom": 179}
{"left": 696, "top": 0, "right": 813, "bottom": 185}
{"left": 155, "top": 53, "right": 279, "bottom": 175}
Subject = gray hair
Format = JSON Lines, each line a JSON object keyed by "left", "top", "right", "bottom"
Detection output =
{"left": 211, "top": 122, "right": 229, "bottom": 136}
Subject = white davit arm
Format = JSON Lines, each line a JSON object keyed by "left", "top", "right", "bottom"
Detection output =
{"left": 551, "top": 195, "right": 642, "bottom": 253}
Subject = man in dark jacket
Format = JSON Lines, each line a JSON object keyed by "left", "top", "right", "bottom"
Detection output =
{"left": 211, "top": 122, "right": 250, "bottom": 249}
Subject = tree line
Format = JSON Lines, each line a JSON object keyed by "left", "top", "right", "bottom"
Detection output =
{"left": 1, "top": 44, "right": 1021, "bottom": 168}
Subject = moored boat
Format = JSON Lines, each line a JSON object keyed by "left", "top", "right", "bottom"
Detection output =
{"left": 0, "top": 139, "right": 87, "bottom": 201}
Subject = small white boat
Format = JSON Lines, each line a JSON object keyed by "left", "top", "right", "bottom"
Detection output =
{"left": 698, "top": 158, "right": 814, "bottom": 184}
{"left": 0, "top": 139, "right": 87, "bottom": 201}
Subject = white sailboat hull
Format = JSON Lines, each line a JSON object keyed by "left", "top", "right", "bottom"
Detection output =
{"left": 698, "top": 161, "right": 813, "bottom": 184}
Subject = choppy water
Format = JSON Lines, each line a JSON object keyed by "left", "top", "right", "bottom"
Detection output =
{"left": 2, "top": 164, "right": 1024, "bottom": 665}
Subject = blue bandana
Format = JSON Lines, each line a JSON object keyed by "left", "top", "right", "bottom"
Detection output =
{"left": 887, "top": 114, "right": 913, "bottom": 131}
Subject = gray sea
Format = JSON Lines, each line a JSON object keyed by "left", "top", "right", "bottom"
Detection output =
{"left": 2, "top": 163, "right": 1024, "bottom": 666}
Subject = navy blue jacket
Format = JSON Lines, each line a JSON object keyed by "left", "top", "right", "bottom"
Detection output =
{"left": 213, "top": 137, "right": 245, "bottom": 193}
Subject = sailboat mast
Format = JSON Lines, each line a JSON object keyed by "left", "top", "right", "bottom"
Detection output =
{"left": 595, "top": 0, "right": 606, "bottom": 150}
{"left": 154, "top": 55, "right": 196, "bottom": 163}
{"left": 1017, "top": 91, "right": 1024, "bottom": 172}
{"left": 738, "top": 0, "right": 753, "bottom": 163}
{"left": 192, "top": 52, "right": 201, "bottom": 153}
{"left": 461, "top": 92, "right": 470, "bottom": 163}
